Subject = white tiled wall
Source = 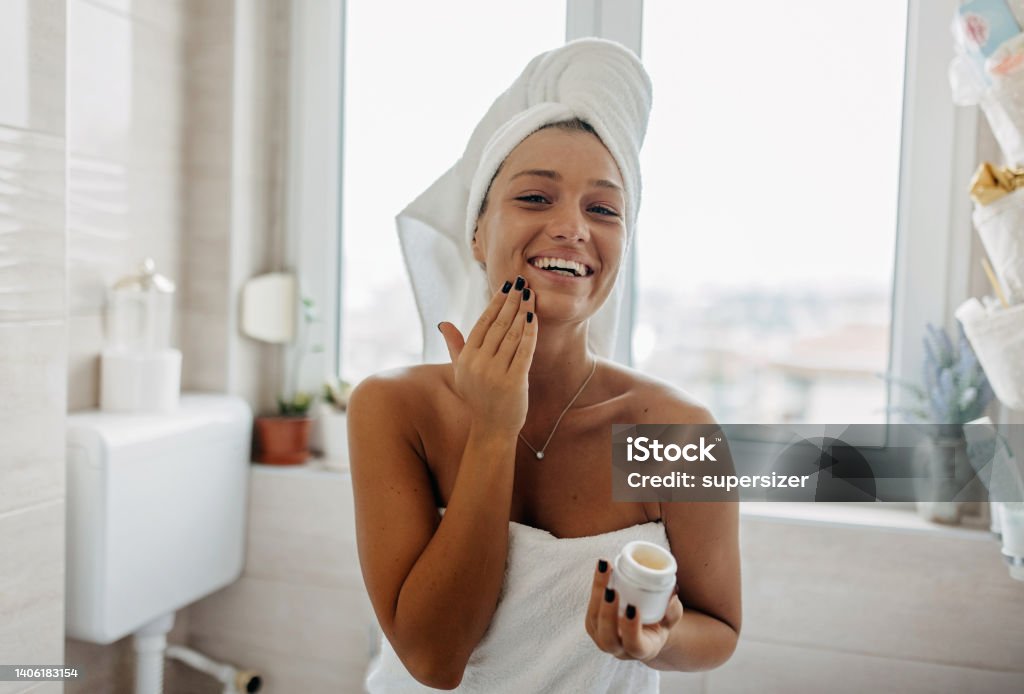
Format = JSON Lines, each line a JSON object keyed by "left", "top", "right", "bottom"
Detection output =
{"left": 181, "top": 467, "right": 377, "bottom": 693}
{"left": 65, "top": 0, "right": 187, "bottom": 411}
{"left": 61, "top": 1, "right": 189, "bottom": 690}
{"left": 63, "top": 2, "right": 292, "bottom": 691}
{"left": 0, "top": 2, "right": 67, "bottom": 694}
{"left": 172, "top": 465, "right": 1024, "bottom": 694}
{"left": 663, "top": 516, "right": 1024, "bottom": 694}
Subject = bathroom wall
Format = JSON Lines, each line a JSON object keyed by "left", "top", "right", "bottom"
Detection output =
{"left": 662, "top": 513, "right": 1024, "bottom": 694}
{"left": 62, "top": 0, "right": 189, "bottom": 690}
{"left": 65, "top": 0, "right": 187, "bottom": 411}
{"left": 179, "top": 0, "right": 289, "bottom": 411}
{"left": 65, "top": 0, "right": 288, "bottom": 413}
{"left": 0, "top": 1, "right": 68, "bottom": 693}
{"left": 63, "top": 1, "right": 292, "bottom": 692}
{"left": 171, "top": 466, "right": 378, "bottom": 693}
{"left": 169, "top": 465, "right": 1024, "bottom": 694}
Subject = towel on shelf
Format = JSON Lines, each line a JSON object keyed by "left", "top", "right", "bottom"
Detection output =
{"left": 396, "top": 38, "right": 653, "bottom": 363}
{"left": 364, "top": 510, "right": 669, "bottom": 693}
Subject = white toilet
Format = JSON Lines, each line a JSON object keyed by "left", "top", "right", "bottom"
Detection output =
{"left": 65, "top": 393, "right": 252, "bottom": 692}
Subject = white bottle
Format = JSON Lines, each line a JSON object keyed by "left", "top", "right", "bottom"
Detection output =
{"left": 608, "top": 540, "right": 679, "bottom": 624}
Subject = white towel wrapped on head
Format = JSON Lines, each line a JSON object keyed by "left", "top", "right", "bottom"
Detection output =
{"left": 397, "top": 38, "right": 653, "bottom": 363}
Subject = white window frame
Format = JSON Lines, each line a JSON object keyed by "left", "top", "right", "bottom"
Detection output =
{"left": 286, "top": 0, "right": 345, "bottom": 395}
{"left": 569, "top": 0, "right": 979, "bottom": 420}
{"left": 291, "top": 0, "right": 980, "bottom": 428}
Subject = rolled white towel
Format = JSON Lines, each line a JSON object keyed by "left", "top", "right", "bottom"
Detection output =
{"left": 396, "top": 38, "right": 653, "bottom": 363}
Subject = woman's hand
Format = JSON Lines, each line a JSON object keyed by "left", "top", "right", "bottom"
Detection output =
{"left": 585, "top": 558, "right": 685, "bottom": 663}
{"left": 437, "top": 277, "right": 537, "bottom": 433}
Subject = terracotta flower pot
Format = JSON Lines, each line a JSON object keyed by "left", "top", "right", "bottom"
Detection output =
{"left": 255, "top": 416, "right": 312, "bottom": 465}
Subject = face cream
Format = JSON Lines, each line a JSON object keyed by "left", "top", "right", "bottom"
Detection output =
{"left": 608, "top": 540, "right": 678, "bottom": 624}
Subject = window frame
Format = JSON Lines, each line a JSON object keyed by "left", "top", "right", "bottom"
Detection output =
{"left": 294, "top": 0, "right": 980, "bottom": 426}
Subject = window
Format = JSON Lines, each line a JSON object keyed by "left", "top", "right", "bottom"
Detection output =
{"left": 635, "top": 0, "right": 909, "bottom": 424}
{"left": 332, "top": 0, "right": 967, "bottom": 431}
{"left": 339, "top": 1, "right": 565, "bottom": 383}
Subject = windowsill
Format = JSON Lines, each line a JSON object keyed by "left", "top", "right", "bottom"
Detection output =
{"left": 740, "top": 502, "right": 993, "bottom": 540}
{"left": 249, "top": 457, "right": 993, "bottom": 541}
{"left": 251, "top": 457, "right": 349, "bottom": 477}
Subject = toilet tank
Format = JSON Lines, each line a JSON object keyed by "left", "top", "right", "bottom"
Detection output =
{"left": 65, "top": 394, "right": 252, "bottom": 645}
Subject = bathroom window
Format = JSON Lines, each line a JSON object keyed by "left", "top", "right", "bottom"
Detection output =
{"left": 334, "top": 1, "right": 965, "bottom": 434}
{"left": 339, "top": 0, "right": 565, "bottom": 383}
{"left": 634, "top": 0, "right": 909, "bottom": 424}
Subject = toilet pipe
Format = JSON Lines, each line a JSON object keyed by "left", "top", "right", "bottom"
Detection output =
{"left": 133, "top": 613, "right": 175, "bottom": 694}
{"left": 166, "top": 644, "right": 262, "bottom": 694}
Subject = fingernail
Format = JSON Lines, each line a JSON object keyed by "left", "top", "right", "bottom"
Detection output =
{"left": 597, "top": 559, "right": 608, "bottom": 574}
{"left": 522, "top": 288, "right": 531, "bottom": 301}
{"left": 501, "top": 280, "right": 512, "bottom": 294}
{"left": 514, "top": 276, "right": 525, "bottom": 291}
{"left": 626, "top": 604, "right": 636, "bottom": 620}
{"left": 436, "top": 322, "right": 443, "bottom": 333}
{"left": 604, "top": 588, "right": 614, "bottom": 603}
{"left": 526, "top": 312, "right": 534, "bottom": 323}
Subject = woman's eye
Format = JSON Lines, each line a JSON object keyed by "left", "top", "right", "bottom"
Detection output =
{"left": 589, "top": 205, "right": 620, "bottom": 217}
{"left": 516, "top": 194, "right": 549, "bottom": 204}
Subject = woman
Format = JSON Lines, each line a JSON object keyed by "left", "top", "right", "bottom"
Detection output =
{"left": 349, "top": 40, "right": 740, "bottom": 692}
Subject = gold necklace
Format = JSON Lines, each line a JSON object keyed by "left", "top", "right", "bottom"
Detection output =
{"left": 518, "top": 359, "right": 598, "bottom": 460}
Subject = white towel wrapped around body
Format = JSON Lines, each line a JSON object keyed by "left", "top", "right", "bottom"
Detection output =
{"left": 396, "top": 38, "right": 652, "bottom": 364}
{"left": 364, "top": 510, "right": 670, "bottom": 693}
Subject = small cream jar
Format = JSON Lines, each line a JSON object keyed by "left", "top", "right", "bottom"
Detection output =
{"left": 608, "top": 540, "right": 678, "bottom": 624}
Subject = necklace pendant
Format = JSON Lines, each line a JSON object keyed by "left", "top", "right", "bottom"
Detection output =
{"left": 536, "top": 451, "right": 545, "bottom": 460}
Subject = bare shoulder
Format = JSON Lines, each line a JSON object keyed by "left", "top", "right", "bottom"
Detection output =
{"left": 597, "top": 358, "right": 717, "bottom": 425}
{"left": 347, "top": 363, "right": 452, "bottom": 451}
{"left": 349, "top": 363, "right": 450, "bottom": 409}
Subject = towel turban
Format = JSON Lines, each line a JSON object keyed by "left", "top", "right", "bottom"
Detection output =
{"left": 396, "top": 37, "right": 652, "bottom": 362}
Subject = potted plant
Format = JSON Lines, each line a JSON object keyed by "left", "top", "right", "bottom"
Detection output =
{"left": 315, "top": 377, "right": 353, "bottom": 470}
{"left": 254, "top": 296, "right": 321, "bottom": 465}
{"left": 887, "top": 322, "right": 994, "bottom": 523}
{"left": 254, "top": 392, "right": 314, "bottom": 465}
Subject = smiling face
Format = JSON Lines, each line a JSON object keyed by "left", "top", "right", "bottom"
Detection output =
{"left": 472, "top": 126, "right": 627, "bottom": 323}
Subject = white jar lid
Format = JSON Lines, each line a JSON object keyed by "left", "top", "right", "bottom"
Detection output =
{"left": 616, "top": 540, "right": 677, "bottom": 591}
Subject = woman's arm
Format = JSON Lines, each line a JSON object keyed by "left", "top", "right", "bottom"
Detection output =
{"left": 350, "top": 280, "right": 537, "bottom": 689}
{"left": 586, "top": 400, "right": 741, "bottom": 671}
{"left": 643, "top": 497, "right": 741, "bottom": 671}
{"left": 349, "top": 379, "right": 517, "bottom": 688}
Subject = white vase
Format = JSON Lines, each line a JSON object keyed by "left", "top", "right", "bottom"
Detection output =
{"left": 913, "top": 431, "right": 970, "bottom": 525}
{"left": 317, "top": 403, "right": 348, "bottom": 471}
{"left": 1000, "top": 503, "right": 1024, "bottom": 581}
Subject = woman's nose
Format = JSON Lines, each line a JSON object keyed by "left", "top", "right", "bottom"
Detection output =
{"left": 547, "top": 205, "right": 589, "bottom": 242}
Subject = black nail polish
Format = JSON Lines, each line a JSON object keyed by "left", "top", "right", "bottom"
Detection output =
{"left": 626, "top": 604, "right": 636, "bottom": 620}
{"left": 598, "top": 559, "right": 608, "bottom": 574}
{"left": 526, "top": 312, "right": 534, "bottom": 323}
{"left": 514, "top": 276, "right": 525, "bottom": 290}
{"left": 604, "top": 588, "right": 614, "bottom": 603}
{"left": 501, "top": 280, "right": 512, "bottom": 294}
{"left": 522, "top": 288, "right": 531, "bottom": 301}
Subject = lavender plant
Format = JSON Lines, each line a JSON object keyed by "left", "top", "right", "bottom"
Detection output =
{"left": 887, "top": 322, "right": 994, "bottom": 426}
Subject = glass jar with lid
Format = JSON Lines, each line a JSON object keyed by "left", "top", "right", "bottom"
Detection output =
{"left": 106, "top": 258, "right": 175, "bottom": 353}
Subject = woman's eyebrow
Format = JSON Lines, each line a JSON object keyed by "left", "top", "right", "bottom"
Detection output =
{"left": 509, "top": 169, "right": 623, "bottom": 192}
{"left": 591, "top": 178, "right": 623, "bottom": 192}
{"left": 509, "top": 169, "right": 560, "bottom": 182}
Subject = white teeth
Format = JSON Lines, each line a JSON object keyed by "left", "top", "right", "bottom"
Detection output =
{"left": 530, "top": 256, "right": 590, "bottom": 277}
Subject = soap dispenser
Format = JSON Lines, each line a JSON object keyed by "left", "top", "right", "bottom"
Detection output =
{"left": 100, "top": 258, "right": 182, "bottom": 412}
